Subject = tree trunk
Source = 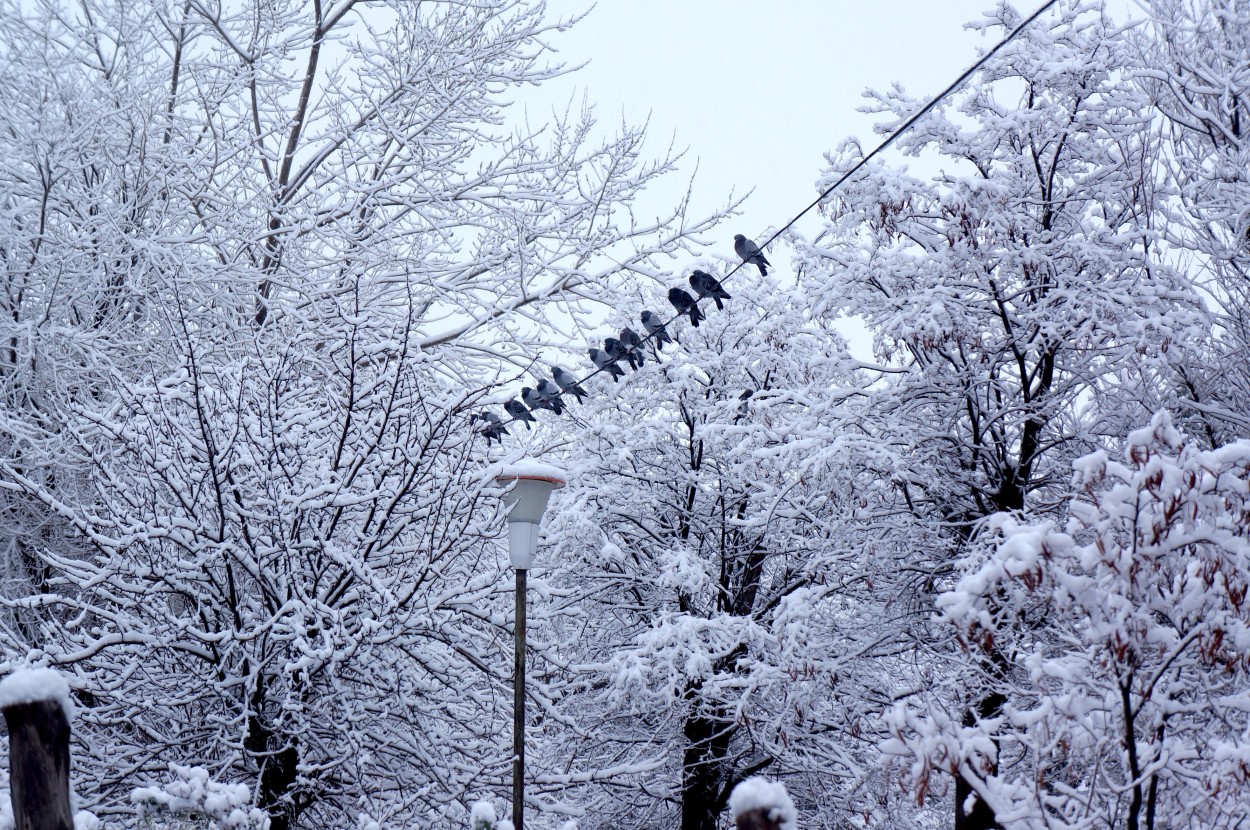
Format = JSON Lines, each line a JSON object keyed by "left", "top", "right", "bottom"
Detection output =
{"left": 955, "top": 689, "right": 1005, "bottom": 830}
{"left": 682, "top": 700, "right": 734, "bottom": 830}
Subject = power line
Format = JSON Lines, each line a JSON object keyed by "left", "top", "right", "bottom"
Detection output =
{"left": 746, "top": 0, "right": 1061, "bottom": 264}
{"left": 480, "top": 0, "right": 1062, "bottom": 438}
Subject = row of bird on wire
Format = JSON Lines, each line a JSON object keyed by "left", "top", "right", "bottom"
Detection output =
{"left": 472, "top": 234, "right": 771, "bottom": 444}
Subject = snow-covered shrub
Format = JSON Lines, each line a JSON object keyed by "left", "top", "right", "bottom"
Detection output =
{"left": 890, "top": 412, "right": 1250, "bottom": 829}
{"left": 132, "top": 765, "right": 268, "bottom": 829}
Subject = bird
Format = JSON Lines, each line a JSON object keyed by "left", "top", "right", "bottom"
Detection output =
{"left": 589, "top": 347, "right": 626, "bottom": 381}
{"left": 604, "top": 337, "right": 626, "bottom": 363}
{"left": 522, "top": 386, "right": 561, "bottom": 416}
{"left": 734, "top": 234, "right": 770, "bottom": 276}
{"left": 668, "top": 287, "right": 704, "bottom": 328}
{"left": 641, "top": 310, "right": 672, "bottom": 349}
{"left": 552, "top": 367, "right": 588, "bottom": 402}
{"left": 503, "top": 398, "right": 537, "bottom": 429}
{"left": 619, "top": 327, "right": 645, "bottom": 369}
{"left": 689, "top": 270, "right": 731, "bottom": 311}
{"left": 471, "top": 412, "right": 509, "bottom": 444}
{"left": 535, "top": 379, "right": 566, "bottom": 415}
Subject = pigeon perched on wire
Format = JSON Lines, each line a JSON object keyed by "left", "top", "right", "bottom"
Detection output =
{"left": 504, "top": 398, "right": 537, "bottom": 429}
{"left": 552, "top": 367, "right": 588, "bottom": 402}
{"left": 522, "top": 386, "right": 561, "bottom": 416}
{"left": 619, "top": 327, "right": 646, "bottom": 369}
{"left": 471, "top": 411, "right": 509, "bottom": 445}
{"left": 641, "top": 310, "right": 672, "bottom": 349}
{"left": 689, "top": 270, "right": 732, "bottom": 311}
{"left": 589, "top": 347, "right": 626, "bottom": 381}
{"left": 604, "top": 337, "right": 627, "bottom": 363}
{"left": 668, "top": 287, "right": 704, "bottom": 328}
{"left": 535, "top": 379, "right": 566, "bottom": 415}
{"left": 734, "top": 234, "right": 770, "bottom": 276}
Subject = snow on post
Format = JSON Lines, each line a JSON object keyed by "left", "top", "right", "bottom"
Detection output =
{"left": 468, "top": 801, "right": 514, "bottom": 830}
{"left": 0, "top": 668, "right": 74, "bottom": 830}
{"left": 729, "top": 777, "right": 797, "bottom": 830}
{"left": 0, "top": 668, "right": 73, "bottom": 717}
{"left": 470, "top": 801, "right": 497, "bottom": 830}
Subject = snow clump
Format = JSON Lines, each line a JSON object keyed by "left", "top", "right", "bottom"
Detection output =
{"left": 728, "top": 777, "right": 797, "bottom": 830}
{"left": 0, "top": 667, "right": 73, "bottom": 716}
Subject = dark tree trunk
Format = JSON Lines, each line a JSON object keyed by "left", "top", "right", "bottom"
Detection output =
{"left": 245, "top": 676, "right": 301, "bottom": 830}
{"left": 955, "top": 689, "right": 1006, "bottom": 830}
{"left": 3, "top": 699, "right": 73, "bottom": 830}
{"left": 681, "top": 696, "right": 735, "bottom": 830}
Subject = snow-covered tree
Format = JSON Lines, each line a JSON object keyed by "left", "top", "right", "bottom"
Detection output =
{"left": 793, "top": 3, "right": 1203, "bottom": 826}
{"left": 0, "top": 0, "right": 729, "bottom": 825}
{"left": 889, "top": 411, "right": 1250, "bottom": 830}
{"left": 535, "top": 276, "right": 928, "bottom": 830}
{"left": 1136, "top": 0, "right": 1250, "bottom": 446}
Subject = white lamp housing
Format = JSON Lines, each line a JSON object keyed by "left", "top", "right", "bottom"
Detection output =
{"left": 496, "top": 462, "right": 567, "bottom": 570}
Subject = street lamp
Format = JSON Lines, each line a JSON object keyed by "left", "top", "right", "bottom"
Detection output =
{"left": 495, "top": 461, "right": 567, "bottom": 830}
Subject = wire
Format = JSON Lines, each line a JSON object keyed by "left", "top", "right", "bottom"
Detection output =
{"left": 480, "top": 0, "right": 1062, "bottom": 437}
{"left": 746, "top": 0, "right": 1061, "bottom": 263}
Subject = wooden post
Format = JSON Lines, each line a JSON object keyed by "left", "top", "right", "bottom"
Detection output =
{"left": 735, "top": 807, "right": 784, "bottom": 830}
{"left": 3, "top": 698, "right": 73, "bottom": 830}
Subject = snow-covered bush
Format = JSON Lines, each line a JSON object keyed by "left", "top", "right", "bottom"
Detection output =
{"left": 890, "top": 412, "right": 1250, "bottom": 829}
{"left": 133, "top": 766, "right": 268, "bottom": 829}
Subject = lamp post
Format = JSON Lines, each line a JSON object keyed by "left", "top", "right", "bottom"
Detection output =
{"left": 496, "top": 462, "right": 567, "bottom": 830}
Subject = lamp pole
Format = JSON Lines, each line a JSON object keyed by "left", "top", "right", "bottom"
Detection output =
{"left": 513, "top": 565, "right": 527, "bottom": 830}
{"left": 495, "top": 462, "right": 567, "bottom": 830}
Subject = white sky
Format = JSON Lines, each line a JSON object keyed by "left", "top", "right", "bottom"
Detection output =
{"left": 519, "top": 1, "right": 1140, "bottom": 357}
{"left": 517, "top": 0, "right": 1019, "bottom": 357}
{"left": 529, "top": 0, "right": 1002, "bottom": 252}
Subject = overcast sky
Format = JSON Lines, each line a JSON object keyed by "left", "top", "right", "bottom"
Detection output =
{"left": 528, "top": 1, "right": 1007, "bottom": 252}
{"left": 513, "top": 1, "right": 1141, "bottom": 360}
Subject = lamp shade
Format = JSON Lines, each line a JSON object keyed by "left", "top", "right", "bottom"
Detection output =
{"left": 495, "top": 461, "right": 567, "bottom": 569}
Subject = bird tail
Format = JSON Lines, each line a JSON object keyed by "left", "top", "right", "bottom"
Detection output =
{"left": 757, "top": 262, "right": 768, "bottom": 277}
